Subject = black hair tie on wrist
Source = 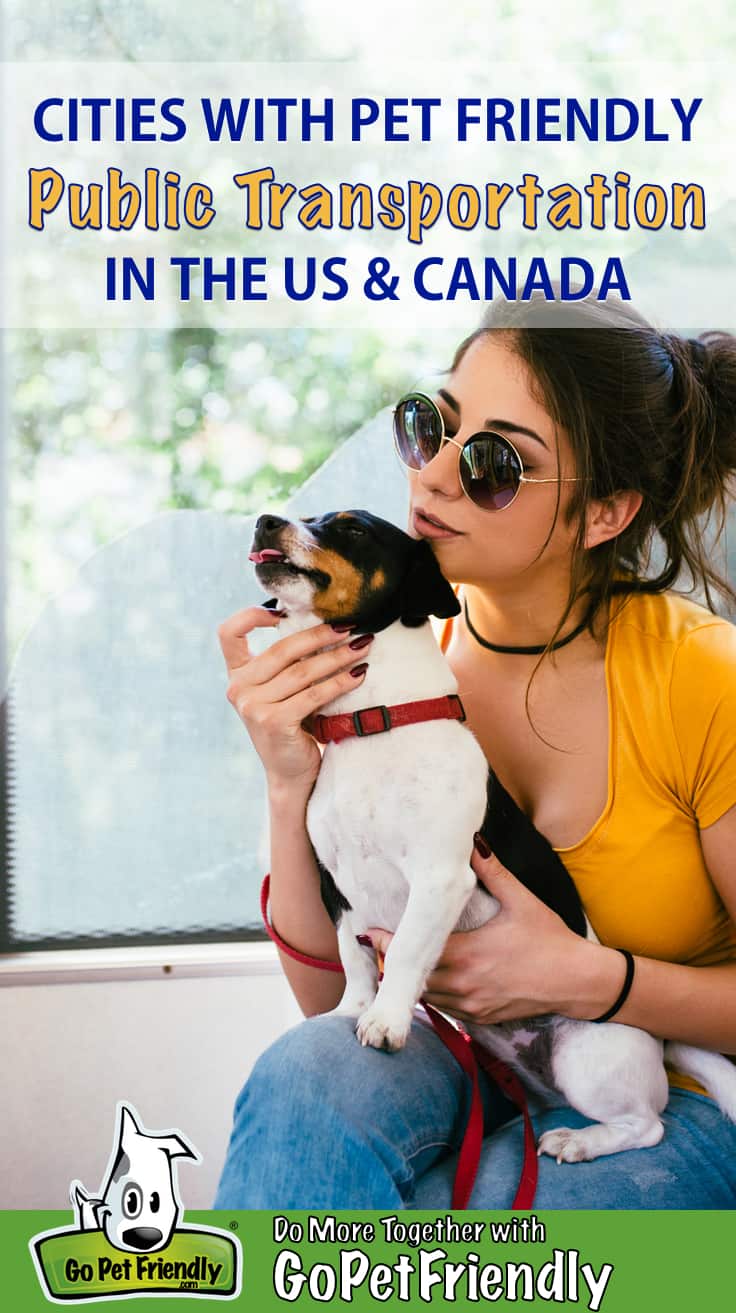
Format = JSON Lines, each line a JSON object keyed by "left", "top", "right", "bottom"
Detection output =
{"left": 591, "top": 949, "right": 635, "bottom": 1024}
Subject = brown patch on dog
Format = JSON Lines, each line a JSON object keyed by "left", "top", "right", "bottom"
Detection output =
{"left": 310, "top": 548, "right": 364, "bottom": 620}
{"left": 369, "top": 568, "right": 386, "bottom": 592}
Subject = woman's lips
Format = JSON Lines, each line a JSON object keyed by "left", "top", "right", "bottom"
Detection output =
{"left": 412, "top": 509, "right": 462, "bottom": 539}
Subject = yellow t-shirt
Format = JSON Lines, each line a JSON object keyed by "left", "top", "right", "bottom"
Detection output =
{"left": 441, "top": 588, "right": 736, "bottom": 1094}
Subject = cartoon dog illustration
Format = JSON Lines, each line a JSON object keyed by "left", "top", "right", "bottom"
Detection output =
{"left": 70, "top": 1102, "right": 200, "bottom": 1253}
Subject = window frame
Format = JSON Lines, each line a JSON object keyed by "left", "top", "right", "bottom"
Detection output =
{"left": 0, "top": 936, "right": 281, "bottom": 986}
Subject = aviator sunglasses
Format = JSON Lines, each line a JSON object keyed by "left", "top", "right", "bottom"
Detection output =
{"left": 393, "top": 391, "right": 579, "bottom": 511}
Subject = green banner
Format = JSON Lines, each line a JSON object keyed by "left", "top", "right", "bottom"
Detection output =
{"left": 31, "top": 1224, "right": 239, "bottom": 1301}
{"left": 1, "top": 1209, "right": 733, "bottom": 1311}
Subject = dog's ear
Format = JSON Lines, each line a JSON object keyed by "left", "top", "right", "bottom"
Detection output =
{"left": 400, "top": 540, "right": 461, "bottom": 623}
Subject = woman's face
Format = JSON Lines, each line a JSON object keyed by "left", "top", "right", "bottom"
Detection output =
{"left": 406, "top": 334, "right": 580, "bottom": 589}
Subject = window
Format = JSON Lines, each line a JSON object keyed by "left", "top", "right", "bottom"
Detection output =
{"left": 2, "top": 334, "right": 407, "bottom": 951}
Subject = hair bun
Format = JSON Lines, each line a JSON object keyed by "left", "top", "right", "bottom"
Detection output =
{"left": 694, "top": 332, "right": 736, "bottom": 482}
{"left": 687, "top": 336, "right": 708, "bottom": 372}
{"left": 665, "top": 331, "right": 736, "bottom": 518}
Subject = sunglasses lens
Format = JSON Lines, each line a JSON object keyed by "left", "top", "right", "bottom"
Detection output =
{"left": 461, "top": 435, "right": 522, "bottom": 510}
{"left": 393, "top": 397, "right": 442, "bottom": 469}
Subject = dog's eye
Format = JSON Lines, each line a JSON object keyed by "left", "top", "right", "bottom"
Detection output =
{"left": 122, "top": 1183, "right": 143, "bottom": 1219}
{"left": 149, "top": 1191, "right": 160, "bottom": 1213}
{"left": 344, "top": 523, "right": 367, "bottom": 537}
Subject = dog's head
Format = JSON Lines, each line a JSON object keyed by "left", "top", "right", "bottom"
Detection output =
{"left": 249, "top": 510, "right": 460, "bottom": 630}
{"left": 72, "top": 1104, "right": 199, "bottom": 1253}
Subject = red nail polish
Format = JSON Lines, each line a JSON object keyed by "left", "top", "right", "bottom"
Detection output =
{"left": 473, "top": 832, "right": 492, "bottom": 859}
{"left": 350, "top": 662, "right": 369, "bottom": 678}
{"left": 330, "top": 623, "right": 355, "bottom": 633}
{"left": 348, "top": 633, "right": 374, "bottom": 651}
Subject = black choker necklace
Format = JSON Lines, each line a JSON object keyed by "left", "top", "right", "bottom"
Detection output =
{"left": 463, "top": 599, "right": 590, "bottom": 655}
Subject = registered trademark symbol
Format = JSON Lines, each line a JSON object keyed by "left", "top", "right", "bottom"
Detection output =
{"left": 229, "top": 1220, "right": 239, "bottom": 1230}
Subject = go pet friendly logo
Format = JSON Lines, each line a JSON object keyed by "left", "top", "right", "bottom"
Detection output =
{"left": 30, "top": 1102, "right": 241, "bottom": 1302}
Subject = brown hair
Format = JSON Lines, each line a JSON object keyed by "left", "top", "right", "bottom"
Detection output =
{"left": 453, "top": 295, "right": 736, "bottom": 649}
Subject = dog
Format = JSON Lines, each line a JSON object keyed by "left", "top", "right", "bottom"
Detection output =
{"left": 250, "top": 507, "right": 736, "bottom": 1162}
{"left": 71, "top": 1103, "right": 198, "bottom": 1252}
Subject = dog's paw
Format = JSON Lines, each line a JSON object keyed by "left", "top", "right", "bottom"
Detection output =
{"left": 537, "top": 1127, "right": 595, "bottom": 1164}
{"left": 326, "top": 993, "right": 375, "bottom": 1021}
{"left": 355, "top": 1003, "right": 412, "bottom": 1052}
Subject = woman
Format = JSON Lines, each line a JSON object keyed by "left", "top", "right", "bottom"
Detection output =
{"left": 215, "top": 295, "right": 736, "bottom": 1208}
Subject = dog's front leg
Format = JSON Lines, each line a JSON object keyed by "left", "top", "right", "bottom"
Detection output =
{"left": 356, "top": 864, "right": 476, "bottom": 1052}
{"left": 326, "top": 913, "right": 380, "bottom": 1019}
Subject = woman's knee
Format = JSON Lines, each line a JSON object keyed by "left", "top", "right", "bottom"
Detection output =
{"left": 243, "top": 1014, "right": 354, "bottom": 1083}
{"left": 234, "top": 1011, "right": 466, "bottom": 1141}
{"left": 235, "top": 1014, "right": 385, "bottom": 1131}
{"left": 237, "top": 1015, "right": 344, "bottom": 1099}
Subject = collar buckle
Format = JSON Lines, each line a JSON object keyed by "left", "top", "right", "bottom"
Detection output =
{"left": 448, "top": 693, "right": 466, "bottom": 723}
{"left": 352, "top": 705, "right": 391, "bottom": 737}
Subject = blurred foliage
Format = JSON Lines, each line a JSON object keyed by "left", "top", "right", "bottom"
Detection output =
{"left": 5, "top": 0, "right": 736, "bottom": 61}
{"left": 4, "top": 0, "right": 311, "bottom": 61}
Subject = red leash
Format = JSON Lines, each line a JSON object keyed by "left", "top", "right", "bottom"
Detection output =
{"left": 261, "top": 874, "right": 538, "bottom": 1209}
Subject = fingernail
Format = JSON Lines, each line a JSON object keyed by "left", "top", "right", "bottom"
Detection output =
{"left": 262, "top": 605, "right": 286, "bottom": 616}
{"left": 357, "top": 934, "right": 373, "bottom": 948}
{"left": 350, "top": 662, "right": 369, "bottom": 678}
{"left": 330, "top": 623, "right": 355, "bottom": 633}
{"left": 348, "top": 633, "right": 374, "bottom": 651}
{"left": 473, "top": 832, "right": 492, "bottom": 859}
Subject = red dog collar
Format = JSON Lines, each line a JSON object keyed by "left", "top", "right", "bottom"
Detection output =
{"left": 312, "top": 693, "right": 466, "bottom": 745}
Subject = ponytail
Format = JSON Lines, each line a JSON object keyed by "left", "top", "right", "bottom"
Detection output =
{"left": 659, "top": 330, "right": 736, "bottom": 610}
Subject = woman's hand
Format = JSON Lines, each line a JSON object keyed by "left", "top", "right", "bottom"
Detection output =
{"left": 368, "top": 842, "right": 608, "bottom": 1024}
{"left": 217, "top": 606, "right": 370, "bottom": 796}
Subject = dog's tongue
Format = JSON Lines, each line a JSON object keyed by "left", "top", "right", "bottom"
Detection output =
{"left": 248, "top": 549, "right": 286, "bottom": 563}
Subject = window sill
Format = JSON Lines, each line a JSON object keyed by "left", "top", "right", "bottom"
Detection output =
{"left": 0, "top": 940, "right": 282, "bottom": 986}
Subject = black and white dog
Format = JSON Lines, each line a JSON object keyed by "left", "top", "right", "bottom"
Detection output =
{"left": 251, "top": 508, "right": 736, "bottom": 1163}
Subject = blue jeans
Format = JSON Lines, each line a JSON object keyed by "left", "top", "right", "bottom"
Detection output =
{"left": 214, "top": 1014, "right": 736, "bottom": 1210}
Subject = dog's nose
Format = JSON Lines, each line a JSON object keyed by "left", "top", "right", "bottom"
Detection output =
{"left": 251, "top": 514, "right": 289, "bottom": 556}
{"left": 255, "top": 514, "right": 288, "bottom": 539}
{"left": 122, "top": 1226, "right": 164, "bottom": 1250}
